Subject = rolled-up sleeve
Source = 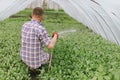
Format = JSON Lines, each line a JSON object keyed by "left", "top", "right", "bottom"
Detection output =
{"left": 38, "top": 27, "right": 51, "bottom": 46}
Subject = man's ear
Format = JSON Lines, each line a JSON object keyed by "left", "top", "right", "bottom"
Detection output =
{"left": 39, "top": 15, "right": 42, "bottom": 18}
{"left": 31, "top": 13, "right": 34, "bottom": 17}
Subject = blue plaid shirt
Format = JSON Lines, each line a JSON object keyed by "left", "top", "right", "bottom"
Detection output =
{"left": 20, "top": 19, "right": 51, "bottom": 69}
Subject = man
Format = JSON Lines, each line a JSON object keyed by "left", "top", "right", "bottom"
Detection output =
{"left": 20, "top": 7, "right": 58, "bottom": 80}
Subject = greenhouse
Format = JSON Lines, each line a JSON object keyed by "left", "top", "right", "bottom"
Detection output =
{"left": 0, "top": 0, "right": 120, "bottom": 80}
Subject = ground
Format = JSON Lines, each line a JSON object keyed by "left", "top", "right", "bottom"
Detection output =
{"left": 0, "top": 9, "right": 120, "bottom": 80}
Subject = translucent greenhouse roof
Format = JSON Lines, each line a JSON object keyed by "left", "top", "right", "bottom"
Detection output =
{"left": 0, "top": 0, "right": 120, "bottom": 45}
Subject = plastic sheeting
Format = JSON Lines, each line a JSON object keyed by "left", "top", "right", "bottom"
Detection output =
{"left": 27, "top": 0, "right": 43, "bottom": 9}
{"left": 0, "top": 0, "right": 34, "bottom": 21}
{"left": 0, "top": 0, "right": 120, "bottom": 45}
{"left": 53, "top": 0, "right": 120, "bottom": 45}
{"left": 27, "top": 0, "right": 60, "bottom": 10}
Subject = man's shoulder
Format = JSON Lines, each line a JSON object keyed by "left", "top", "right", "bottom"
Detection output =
{"left": 22, "top": 21, "right": 31, "bottom": 27}
{"left": 22, "top": 21, "right": 45, "bottom": 30}
{"left": 34, "top": 23, "right": 45, "bottom": 30}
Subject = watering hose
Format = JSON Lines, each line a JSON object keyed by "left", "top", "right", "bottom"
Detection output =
{"left": 48, "top": 30, "right": 76, "bottom": 71}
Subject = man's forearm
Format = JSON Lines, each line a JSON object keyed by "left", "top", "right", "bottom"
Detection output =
{"left": 47, "top": 35, "right": 57, "bottom": 49}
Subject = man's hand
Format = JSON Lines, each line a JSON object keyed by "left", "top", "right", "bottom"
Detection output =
{"left": 47, "top": 32, "right": 58, "bottom": 49}
{"left": 52, "top": 32, "right": 59, "bottom": 39}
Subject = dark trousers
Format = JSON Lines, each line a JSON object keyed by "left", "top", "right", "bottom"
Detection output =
{"left": 21, "top": 60, "right": 42, "bottom": 80}
{"left": 29, "top": 67, "right": 42, "bottom": 80}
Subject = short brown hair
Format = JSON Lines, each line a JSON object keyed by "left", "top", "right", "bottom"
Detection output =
{"left": 32, "top": 7, "right": 44, "bottom": 16}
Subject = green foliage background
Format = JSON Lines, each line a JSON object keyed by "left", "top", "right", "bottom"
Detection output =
{"left": 0, "top": 9, "right": 120, "bottom": 80}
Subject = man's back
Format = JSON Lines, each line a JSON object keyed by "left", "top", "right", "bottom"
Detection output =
{"left": 20, "top": 20, "right": 50, "bottom": 69}
{"left": 20, "top": 7, "right": 58, "bottom": 80}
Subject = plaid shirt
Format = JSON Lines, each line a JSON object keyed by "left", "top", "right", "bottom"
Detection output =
{"left": 20, "top": 19, "right": 51, "bottom": 69}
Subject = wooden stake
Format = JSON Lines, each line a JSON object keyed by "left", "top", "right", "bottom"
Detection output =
{"left": 48, "top": 49, "right": 53, "bottom": 71}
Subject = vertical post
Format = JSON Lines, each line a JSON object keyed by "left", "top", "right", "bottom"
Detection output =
{"left": 43, "top": 0, "right": 47, "bottom": 10}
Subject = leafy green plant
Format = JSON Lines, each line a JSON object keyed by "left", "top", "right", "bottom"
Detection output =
{"left": 0, "top": 9, "right": 120, "bottom": 80}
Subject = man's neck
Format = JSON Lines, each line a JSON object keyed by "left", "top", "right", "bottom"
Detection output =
{"left": 32, "top": 17, "right": 42, "bottom": 22}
